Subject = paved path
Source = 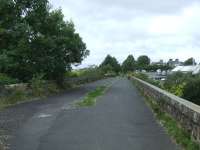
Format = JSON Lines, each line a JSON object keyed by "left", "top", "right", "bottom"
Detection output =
{"left": 3, "top": 78, "right": 178, "bottom": 150}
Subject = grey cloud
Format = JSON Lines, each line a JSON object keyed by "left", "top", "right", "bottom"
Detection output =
{"left": 63, "top": 0, "right": 199, "bottom": 14}
{"left": 50, "top": 0, "right": 200, "bottom": 67}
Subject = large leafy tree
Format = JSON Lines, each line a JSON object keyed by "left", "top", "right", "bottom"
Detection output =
{"left": 122, "top": 55, "right": 135, "bottom": 72}
{"left": 184, "top": 58, "right": 195, "bottom": 66}
{"left": 0, "top": 0, "right": 89, "bottom": 84}
{"left": 100, "top": 55, "right": 121, "bottom": 73}
{"left": 137, "top": 55, "right": 150, "bottom": 69}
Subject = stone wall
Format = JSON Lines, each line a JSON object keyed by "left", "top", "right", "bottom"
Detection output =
{"left": 131, "top": 76, "right": 200, "bottom": 143}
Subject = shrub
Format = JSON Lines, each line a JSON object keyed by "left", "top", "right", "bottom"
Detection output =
{"left": 46, "top": 82, "right": 60, "bottom": 94}
{"left": 0, "top": 74, "right": 18, "bottom": 85}
{"left": 182, "top": 77, "right": 200, "bottom": 105}
{"left": 169, "top": 83, "right": 186, "bottom": 97}
{"left": 100, "top": 64, "right": 114, "bottom": 74}
{"left": 6, "top": 89, "right": 26, "bottom": 104}
{"left": 29, "top": 74, "right": 46, "bottom": 97}
{"left": 76, "top": 67, "right": 105, "bottom": 81}
{"left": 133, "top": 72, "right": 148, "bottom": 80}
{"left": 164, "top": 72, "right": 200, "bottom": 105}
{"left": 132, "top": 72, "right": 161, "bottom": 88}
{"left": 163, "top": 72, "right": 191, "bottom": 91}
{"left": 65, "top": 71, "right": 79, "bottom": 78}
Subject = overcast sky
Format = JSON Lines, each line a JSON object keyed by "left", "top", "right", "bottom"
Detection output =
{"left": 50, "top": 0, "right": 200, "bottom": 67}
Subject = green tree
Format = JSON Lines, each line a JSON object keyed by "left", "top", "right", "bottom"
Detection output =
{"left": 122, "top": 55, "right": 135, "bottom": 72}
{"left": 100, "top": 55, "right": 121, "bottom": 73}
{"left": 182, "top": 77, "right": 200, "bottom": 105}
{"left": 0, "top": 0, "right": 89, "bottom": 84}
{"left": 100, "top": 64, "right": 114, "bottom": 74}
{"left": 144, "top": 64, "right": 172, "bottom": 72}
{"left": 184, "top": 58, "right": 195, "bottom": 66}
{"left": 137, "top": 55, "right": 150, "bottom": 69}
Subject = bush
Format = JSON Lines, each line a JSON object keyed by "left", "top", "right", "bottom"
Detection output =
{"left": 182, "top": 77, "right": 200, "bottom": 105}
{"left": 6, "top": 89, "right": 26, "bottom": 104}
{"left": 169, "top": 83, "right": 186, "bottom": 97}
{"left": 46, "top": 82, "right": 60, "bottom": 94}
{"left": 0, "top": 74, "right": 18, "bottom": 85}
{"left": 100, "top": 64, "right": 114, "bottom": 74}
{"left": 133, "top": 72, "right": 149, "bottom": 81}
{"left": 75, "top": 67, "right": 105, "bottom": 80}
{"left": 65, "top": 71, "right": 79, "bottom": 78}
{"left": 132, "top": 72, "right": 161, "bottom": 88}
{"left": 164, "top": 72, "right": 200, "bottom": 105}
{"left": 163, "top": 72, "right": 190, "bottom": 91}
{"left": 29, "top": 74, "right": 46, "bottom": 97}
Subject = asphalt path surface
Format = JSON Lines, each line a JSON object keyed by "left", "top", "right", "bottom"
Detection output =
{"left": 1, "top": 77, "right": 179, "bottom": 150}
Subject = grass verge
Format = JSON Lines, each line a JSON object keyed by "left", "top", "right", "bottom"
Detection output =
{"left": 76, "top": 86, "right": 107, "bottom": 107}
{"left": 0, "top": 76, "right": 108, "bottom": 110}
{"left": 146, "top": 97, "right": 200, "bottom": 150}
{"left": 132, "top": 81, "right": 200, "bottom": 150}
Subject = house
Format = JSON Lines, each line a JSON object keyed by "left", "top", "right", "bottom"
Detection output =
{"left": 152, "top": 59, "right": 165, "bottom": 66}
{"left": 167, "top": 59, "right": 183, "bottom": 67}
{"left": 171, "top": 65, "right": 200, "bottom": 74}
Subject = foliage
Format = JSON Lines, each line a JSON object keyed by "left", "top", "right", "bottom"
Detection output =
{"left": 64, "top": 67, "right": 107, "bottom": 86}
{"left": 122, "top": 55, "right": 135, "bottom": 72}
{"left": 163, "top": 72, "right": 188, "bottom": 90}
{"left": 164, "top": 72, "right": 200, "bottom": 105}
{"left": 0, "top": 73, "right": 18, "bottom": 85}
{"left": 0, "top": 0, "right": 89, "bottom": 84}
{"left": 164, "top": 72, "right": 187, "bottom": 94}
{"left": 133, "top": 71, "right": 200, "bottom": 106}
{"left": 76, "top": 86, "right": 107, "bottom": 107}
{"left": 132, "top": 72, "right": 161, "bottom": 88}
{"left": 100, "top": 64, "right": 115, "bottom": 75}
{"left": 134, "top": 79, "right": 200, "bottom": 150}
{"left": 133, "top": 72, "right": 148, "bottom": 80}
{"left": 77, "top": 67, "right": 104, "bottom": 79}
{"left": 100, "top": 55, "right": 121, "bottom": 73}
{"left": 182, "top": 77, "right": 200, "bottom": 105}
{"left": 169, "top": 83, "right": 186, "bottom": 97}
{"left": 29, "top": 74, "right": 46, "bottom": 97}
{"left": 143, "top": 64, "right": 172, "bottom": 72}
{"left": 137, "top": 55, "right": 150, "bottom": 69}
{"left": 65, "top": 71, "right": 79, "bottom": 78}
{"left": 144, "top": 96, "right": 200, "bottom": 150}
{"left": 0, "top": 74, "right": 62, "bottom": 109}
{"left": 6, "top": 89, "right": 27, "bottom": 104}
{"left": 184, "top": 58, "right": 196, "bottom": 66}
{"left": 46, "top": 81, "right": 60, "bottom": 94}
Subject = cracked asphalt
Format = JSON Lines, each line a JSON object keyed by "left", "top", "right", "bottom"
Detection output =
{"left": 0, "top": 77, "right": 179, "bottom": 150}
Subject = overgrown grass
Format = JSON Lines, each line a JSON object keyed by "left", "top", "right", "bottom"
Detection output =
{"left": 133, "top": 81, "right": 200, "bottom": 150}
{"left": 0, "top": 129, "right": 5, "bottom": 150}
{"left": 0, "top": 143, "right": 4, "bottom": 150}
{"left": 130, "top": 72, "right": 162, "bottom": 88}
{"left": 146, "top": 98, "right": 200, "bottom": 150}
{"left": 0, "top": 89, "right": 28, "bottom": 109}
{"left": 0, "top": 78, "right": 61, "bottom": 110}
{"left": 76, "top": 86, "right": 107, "bottom": 107}
{"left": 0, "top": 73, "right": 18, "bottom": 85}
{"left": 0, "top": 73, "right": 109, "bottom": 110}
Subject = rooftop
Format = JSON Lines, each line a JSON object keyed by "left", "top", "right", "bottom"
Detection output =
{"left": 172, "top": 65, "right": 200, "bottom": 74}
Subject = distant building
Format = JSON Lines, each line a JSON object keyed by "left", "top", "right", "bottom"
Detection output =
{"left": 152, "top": 59, "right": 165, "bottom": 66}
{"left": 171, "top": 65, "right": 200, "bottom": 75}
{"left": 167, "top": 59, "right": 183, "bottom": 67}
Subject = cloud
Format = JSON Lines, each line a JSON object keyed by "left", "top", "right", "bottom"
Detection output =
{"left": 49, "top": 0, "right": 200, "bottom": 68}
{"left": 148, "top": 3, "right": 200, "bottom": 35}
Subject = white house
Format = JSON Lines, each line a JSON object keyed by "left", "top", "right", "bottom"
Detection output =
{"left": 171, "top": 65, "right": 200, "bottom": 75}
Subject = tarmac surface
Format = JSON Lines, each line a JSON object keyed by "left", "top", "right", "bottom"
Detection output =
{"left": 0, "top": 77, "right": 179, "bottom": 150}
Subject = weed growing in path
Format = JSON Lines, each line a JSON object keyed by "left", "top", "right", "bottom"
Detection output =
{"left": 76, "top": 86, "right": 107, "bottom": 107}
